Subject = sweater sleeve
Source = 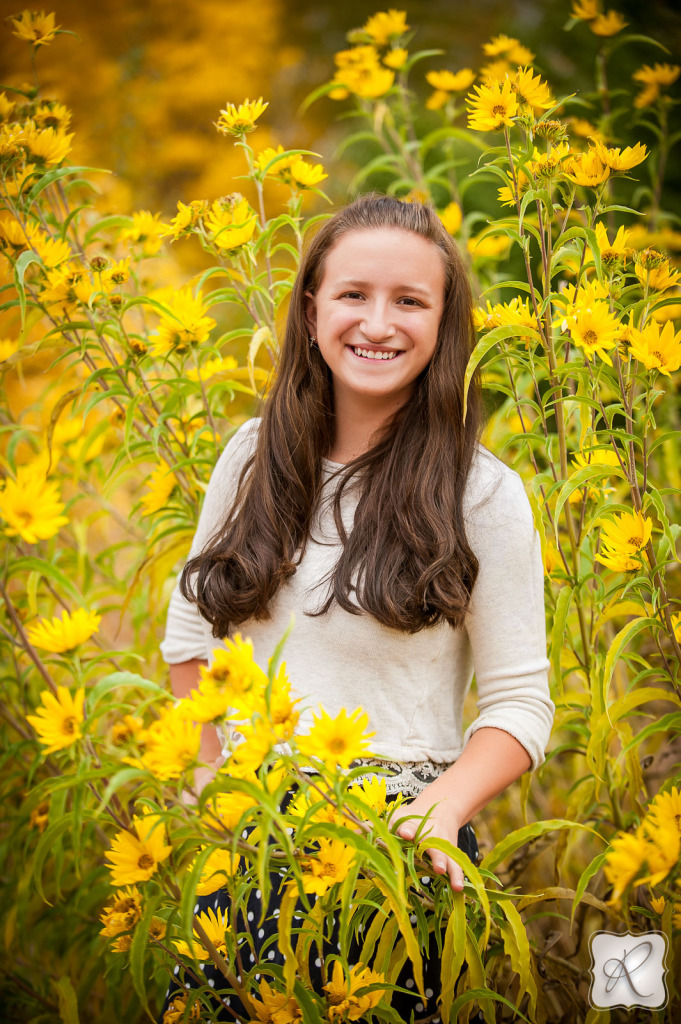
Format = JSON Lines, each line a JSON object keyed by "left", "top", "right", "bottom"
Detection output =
{"left": 159, "top": 418, "right": 260, "bottom": 665}
{"left": 460, "top": 452, "right": 554, "bottom": 771}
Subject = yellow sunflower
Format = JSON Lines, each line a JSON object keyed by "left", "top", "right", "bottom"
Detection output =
{"left": 300, "top": 839, "right": 356, "bottom": 896}
{"left": 26, "top": 686, "right": 85, "bottom": 755}
{"left": 595, "top": 509, "right": 653, "bottom": 573}
{"left": 466, "top": 78, "right": 518, "bottom": 132}
{"left": 628, "top": 319, "right": 681, "bottom": 376}
{"left": 297, "top": 706, "right": 374, "bottom": 769}
{"left": 174, "top": 906, "right": 229, "bottom": 960}
{"left": 27, "top": 608, "right": 101, "bottom": 654}
{"left": 106, "top": 811, "right": 172, "bottom": 886}
{"left": 324, "top": 960, "right": 388, "bottom": 1021}
{"left": 0, "top": 464, "right": 68, "bottom": 543}
{"left": 215, "top": 97, "right": 268, "bottom": 135}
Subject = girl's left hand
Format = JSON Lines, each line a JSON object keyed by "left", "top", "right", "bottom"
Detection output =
{"left": 392, "top": 793, "right": 465, "bottom": 891}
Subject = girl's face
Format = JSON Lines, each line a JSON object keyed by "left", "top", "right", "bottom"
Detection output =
{"left": 304, "top": 227, "right": 446, "bottom": 411}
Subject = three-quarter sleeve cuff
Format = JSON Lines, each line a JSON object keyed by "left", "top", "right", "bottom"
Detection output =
{"left": 461, "top": 697, "right": 555, "bottom": 772}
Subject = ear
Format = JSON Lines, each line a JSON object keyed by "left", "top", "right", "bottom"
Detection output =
{"left": 303, "top": 290, "right": 317, "bottom": 336}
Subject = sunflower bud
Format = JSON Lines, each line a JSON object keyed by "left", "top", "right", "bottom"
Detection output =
{"left": 534, "top": 119, "right": 568, "bottom": 142}
{"left": 635, "top": 247, "right": 667, "bottom": 270}
{"left": 90, "top": 255, "right": 108, "bottom": 271}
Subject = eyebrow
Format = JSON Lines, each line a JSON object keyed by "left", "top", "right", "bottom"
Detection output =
{"left": 337, "top": 279, "right": 434, "bottom": 297}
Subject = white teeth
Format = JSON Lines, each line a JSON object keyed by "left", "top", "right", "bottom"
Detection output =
{"left": 353, "top": 347, "right": 398, "bottom": 360}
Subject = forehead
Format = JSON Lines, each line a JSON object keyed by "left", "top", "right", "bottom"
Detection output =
{"left": 320, "top": 227, "right": 446, "bottom": 291}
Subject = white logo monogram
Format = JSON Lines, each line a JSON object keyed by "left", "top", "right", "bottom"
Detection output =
{"left": 588, "top": 930, "right": 669, "bottom": 1009}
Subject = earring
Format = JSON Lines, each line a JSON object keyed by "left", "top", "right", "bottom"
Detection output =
{"left": 309, "top": 335, "right": 317, "bottom": 347}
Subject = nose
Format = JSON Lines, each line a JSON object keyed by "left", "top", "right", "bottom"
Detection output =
{"left": 359, "top": 301, "right": 396, "bottom": 343}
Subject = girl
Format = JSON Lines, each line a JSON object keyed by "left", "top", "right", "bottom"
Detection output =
{"left": 160, "top": 194, "right": 554, "bottom": 1021}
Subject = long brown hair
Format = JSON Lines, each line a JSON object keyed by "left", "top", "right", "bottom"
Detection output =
{"left": 181, "top": 194, "right": 484, "bottom": 635}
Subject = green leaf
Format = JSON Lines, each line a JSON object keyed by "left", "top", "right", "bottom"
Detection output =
{"left": 51, "top": 976, "right": 80, "bottom": 1024}
{"left": 439, "top": 890, "right": 466, "bottom": 1021}
{"left": 88, "top": 672, "right": 168, "bottom": 712}
{"left": 13, "top": 249, "right": 43, "bottom": 328}
{"left": 463, "top": 324, "right": 541, "bottom": 422}
{"left": 6, "top": 556, "right": 83, "bottom": 605}
{"left": 25, "top": 165, "right": 110, "bottom": 207}
{"left": 550, "top": 585, "right": 573, "bottom": 698}
{"left": 480, "top": 819, "right": 599, "bottom": 873}
{"left": 499, "top": 900, "right": 538, "bottom": 1018}
{"left": 571, "top": 852, "right": 608, "bottom": 930}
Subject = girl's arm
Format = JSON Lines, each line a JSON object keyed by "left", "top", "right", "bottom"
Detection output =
{"left": 394, "top": 727, "right": 531, "bottom": 889}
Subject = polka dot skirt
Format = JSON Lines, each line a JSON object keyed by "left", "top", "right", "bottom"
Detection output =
{"left": 159, "top": 789, "right": 479, "bottom": 1023}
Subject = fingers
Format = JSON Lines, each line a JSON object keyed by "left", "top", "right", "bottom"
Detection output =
{"left": 427, "top": 850, "right": 465, "bottom": 892}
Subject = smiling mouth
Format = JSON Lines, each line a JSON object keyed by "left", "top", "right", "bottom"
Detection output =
{"left": 351, "top": 346, "right": 401, "bottom": 360}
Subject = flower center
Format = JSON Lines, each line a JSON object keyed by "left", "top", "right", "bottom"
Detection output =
{"left": 583, "top": 330, "right": 598, "bottom": 345}
{"left": 63, "top": 716, "right": 77, "bottom": 735}
{"left": 627, "top": 536, "right": 641, "bottom": 547}
{"left": 138, "top": 853, "right": 155, "bottom": 871}
{"left": 652, "top": 350, "right": 663, "bottom": 362}
{"left": 329, "top": 737, "right": 347, "bottom": 754}
{"left": 492, "top": 104, "right": 506, "bottom": 116}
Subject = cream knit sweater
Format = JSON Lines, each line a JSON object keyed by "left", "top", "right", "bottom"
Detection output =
{"left": 161, "top": 418, "right": 554, "bottom": 771}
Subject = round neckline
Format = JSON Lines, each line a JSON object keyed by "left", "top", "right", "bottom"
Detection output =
{"left": 322, "top": 456, "right": 346, "bottom": 470}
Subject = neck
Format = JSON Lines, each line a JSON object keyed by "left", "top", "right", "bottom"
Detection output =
{"left": 329, "top": 386, "right": 408, "bottom": 464}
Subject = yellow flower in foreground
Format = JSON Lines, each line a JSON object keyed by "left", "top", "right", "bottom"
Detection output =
{"left": 637, "top": 817, "right": 680, "bottom": 887}
{"left": 633, "top": 63, "right": 680, "bottom": 109}
{"left": 162, "top": 992, "right": 202, "bottom": 1024}
{"left": 119, "top": 211, "right": 167, "bottom": 258}
{"left": 438, "top": 201, "right": 462, "bottom": 235}
{"left": 628, "top": 319, "right": 681, "bottom": 376}
{"left": 566, "top": 301, "right": 620, "bottom": 365}
{"left": 99, "top": 887, "right": 143, "bottom": 937}
{"left": 216, "top": 97, "right": 268, "bottom": 135}
{"left": 33, "top": 101, "right": 71, "bottom": 131}
{"left": 473, "top": 296, "right": 540, "bottom": 341}
{"left": 27, "top": 608, "right": 101, "bottom": 653}
{"left": 9, "top": 9, "right": 59, "bottom": 45}
{"left": 191, "top": 847, "right": 240, "bottom": 895}
{"left": 510, "top": 67, "right": 554, "bottom": 111}
{"left": 298, "top": 706, "right": 374, "bottom": 769}
{"left": 177, "top": 676, "right": 234, "bottom": 724}
{"left": 140, "top": 705, "right": 201, "bottom": 780}
{"left": 565, "top": 150, "right": 610, "bottom": 187}
{"left": 106, "top": 812, "right": 172, "bottom": 886}
{"left": 153, "top": 288, "right": 217, "bottom": 356}
{"left": 204, "top": 195, "right": 257, "bottom": 251}
{"left": 594, "top": 222, "right": 630, "bottom": 265}
{"left": 174, "top": 906, "right": 228, "bottom": 960}
{"left": 202, "top": 634, "right": 268, "bottom": 696}
{"left": 187, "top": 355, "right": 238, "bottom": 381}
{"left": 288, "top": 157, "right": 327, "bottom": 190}
{"left": 590, "top": 139, "right": 648, "bottom": 172}
{"left": 300, "top": 840, "right": 356, "bottom": 896}
{"left": 467, "top": 78, "right": 518, "bottom": 132}
{"left": 20, "top": 122, "right": 72, "bottom": 166}
{"left": 595, "top": 509, "right": 653, "bottom": 573}
{"left": 0, "top": 465, "right": 68, "bottom": 543}
{"left": 249, "top": 979, "right": 303, "bottom": 1023}
{"left": 383, "top": 48, "right": 408, "bottom": 70}
{"left": 349, "top": 774, "right": 388, "bottom": 819}
{"left": 26, "top": 686, "right": 85, "bottom": 755}
{"left": 165, "top": 199, "right": 208, "bottom": 239}
{"left": 363, "top": 9, "right": 409, "bottom": 45}
{"left": 647, "top": 786, "right": 681, "bottom": 836}
{"left": 324, "top": 960, "right": 388, "bottom": 1021}
{"left": 635, "top": 257, "right": 680, "bottom": 294}
{"left": 590, "top": 10, "right": 627, "bottom": 36}
{"left": 140, "top": 460, "right": 176, "bottom": 515}
{"left": 426, "top": 69, "right": 475, "bottom": 93}
{"left": 604, "top": 826, "right": 647, "bottom": 904}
